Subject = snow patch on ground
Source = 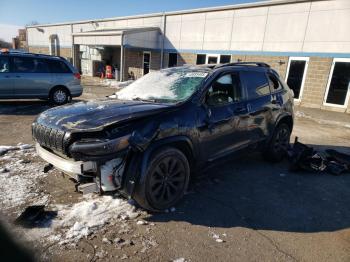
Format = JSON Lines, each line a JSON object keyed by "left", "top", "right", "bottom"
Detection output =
{"left": 0, "top": 144, "right": 141, "bottom": 245}
{"left": 0, "top": 144, "right": 48, "bottom": 211}
{"left": 55, "top": 195, "right": 140, "bottom": 242}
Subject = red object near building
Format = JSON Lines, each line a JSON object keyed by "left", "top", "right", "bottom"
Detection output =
{"left": 106, "top": 65, "right": 113, "bottom": 79}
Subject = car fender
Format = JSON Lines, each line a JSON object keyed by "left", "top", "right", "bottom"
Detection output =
{"left": 267, "top": 111, "right": 294, "bottom": 143}
{"left": 124, "top": 135, "right": 194, "bottom": 197}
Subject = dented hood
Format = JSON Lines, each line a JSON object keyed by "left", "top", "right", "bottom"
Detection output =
{"left": 36, "top": 99, "right": 171, "bottom": 132}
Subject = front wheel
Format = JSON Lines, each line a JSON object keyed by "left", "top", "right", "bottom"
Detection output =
{"left": 264, "top": 123, "right": 291, "bottom": 162}
{"left": 133, "top": 147, "right": 190, "bottom": 211}
{"left": 50, "top": 87, "right": 70, "bottom": 105}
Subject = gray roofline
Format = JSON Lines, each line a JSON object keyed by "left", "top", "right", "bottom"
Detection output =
{"left": 26, "top": 0, "right": 324, "bottom": 29}
{"left": 71, "top": 27, "right": 160, "bottom": 36}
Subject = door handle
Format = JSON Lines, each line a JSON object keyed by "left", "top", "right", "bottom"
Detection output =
{"left": 234, "top": 107, "right": 246, "bottom": 114}
{"left": 4, "top": 75, "right": 10, "bottom": 78}
{"left": 15, "top": 76, "right": 21, "bottom": 78}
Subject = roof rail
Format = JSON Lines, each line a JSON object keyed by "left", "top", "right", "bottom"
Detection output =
{"left": 214, "top": 62, "right": 271, "bottom": 69}
{"left": 0, "top": 50, "right": 62, "bottom": 59}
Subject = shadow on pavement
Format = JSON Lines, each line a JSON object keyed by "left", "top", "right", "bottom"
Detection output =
{"left": 148, "top": 145, "right": 350, "bottom": 233}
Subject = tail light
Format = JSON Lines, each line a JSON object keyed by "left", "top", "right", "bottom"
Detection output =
{"left": 74, "top": 72, "right": 81, "bottom": 80}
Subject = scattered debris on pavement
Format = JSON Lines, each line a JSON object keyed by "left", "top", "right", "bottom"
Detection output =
{"left": 288, "top": 137, "right": 350, "bottom": 175}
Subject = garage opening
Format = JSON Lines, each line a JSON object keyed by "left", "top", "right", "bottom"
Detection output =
{"left": 324, "top": 58, "right": 350, "bottom": 107}
{"left": 285, "top": 57, "right": 309, "bottom": 100}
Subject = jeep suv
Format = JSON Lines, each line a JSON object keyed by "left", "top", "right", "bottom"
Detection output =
{"left": 32, "top": 62, "right": 294, "bottom": 211}
{"left": 0, "top": 50, "right": 82, "bottom": 105}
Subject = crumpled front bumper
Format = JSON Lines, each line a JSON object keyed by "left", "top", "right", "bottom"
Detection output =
{"left": 36, "top": 143, "right": 127, "bottom": 192}
{"left": 35, "top": 143, "right": 97, "bottom": 175}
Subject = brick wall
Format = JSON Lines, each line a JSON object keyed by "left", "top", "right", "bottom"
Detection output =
{"left": 177, "top": 53, "right": 197, "bottom": 66}
{"left": 28, "top": 46, "right": 50, "bottom": 55}
{"left": 301, "top": 57, "right": 333, "bottom": 109}
{"left": 232, "top": 54, "right": 289, "bottom": 79}
{"left": 124, "top": 49, "right": 161, "bottom": 80}
{"left": 28, "top": 46, "right": 72, "bottom": 58}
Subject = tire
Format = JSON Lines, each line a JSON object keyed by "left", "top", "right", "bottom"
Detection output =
{"left": 264, "top": 123, "right": 291, "bottom": 162}
{"left": 133, "top": 147, "right": 190, "bottom": 211}
{"left": 50, "top": 87, "right": 70, "bottom": 105}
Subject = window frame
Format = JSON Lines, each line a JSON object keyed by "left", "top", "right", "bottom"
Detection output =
{"left": 285, "top": 56, "right": 309, "bottom": 102}
{"left": 0, "top": 56, "right": 10, "bottom": 73}
{"left": 143, "top": 51, "right": 151, "bottom": 75}
{"left": 268, "top": 72, "right": 284, "bottom": 94}
{"left": 323, "top": 58, "right": 350, "bottom": 108}
{"left": 196, "top": 54, "right": 206, "bottom": 65}
{"left": 168, "top": 52, "right": 178, "bottom": 68}
{"left": 46, "top": 59, "right": 72, "bottom": 73}
{"left": 204, "top": 71, "right": 243, "bottom": 108}
{"left": 196, "top": 54, "right": 232, "bottom": 65}
{"left": 241, "top": 70, "right": 271, "bottom": 101}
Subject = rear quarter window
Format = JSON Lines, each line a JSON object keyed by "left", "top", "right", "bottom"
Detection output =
{"left": 241, "top": 71, "right": 270, "bottom": 99}
{"left": 47, "top": 59, "right": 72, "bottom": 73}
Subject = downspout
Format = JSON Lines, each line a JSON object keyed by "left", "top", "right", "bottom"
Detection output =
{"left": 120, "top": 32, "right": 124, "bottom": 81}
{"left": 160, "top": 12, "right": 166, "bottom": 69}
{"left": 71, "top": 24, "right": 75, "bottom": 66}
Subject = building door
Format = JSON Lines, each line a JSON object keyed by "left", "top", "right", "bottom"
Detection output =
{"left": 285, "top": 57, "right": 309, "bottom": 101}
{"left": 323, "top": 58, "right": 350, "bottom": 108}
{"left": 143, "top": 52, "right": 151, "bottom": 75}
{"left": 206, "top": 54, "right": 220, "bottom": 64}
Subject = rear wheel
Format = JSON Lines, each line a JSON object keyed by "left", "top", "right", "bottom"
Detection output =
{"left": 50, "top": 87, "right": 70, "bottom": 105}
{"left": 134, "top": 147, "right": 190, "bottom": 211}
{"left": 264, "top": 123, "right": 291, "bottom": 162}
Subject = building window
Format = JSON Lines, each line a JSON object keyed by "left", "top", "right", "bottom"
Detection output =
{"left": 196, "top": 54, "right": 206, "bottom": 65}
{"left": 220, "top": 55, "right": 231, "bottom": 64}
{"left": 49, "top": 34, "right": 60, "bottom": 56}
{"left": 324, "top": 58, "right": 350, "bottom": 107}
{"left": 143, "top": 52, "right": 151, "bottom": 75}
{"left": 285, "top": 57, "right": 309, "bottom": 100}
{"left": 168, "top": 53, "right": 177, "bottom": 67}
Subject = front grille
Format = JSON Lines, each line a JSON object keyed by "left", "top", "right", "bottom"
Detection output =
{"left": 32, "top": 123, "right": 66, "bottom": 153}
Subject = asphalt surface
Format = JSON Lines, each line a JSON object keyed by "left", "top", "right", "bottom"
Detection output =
{"left": 0, "top": 78, "right": 349, "bottom": 261}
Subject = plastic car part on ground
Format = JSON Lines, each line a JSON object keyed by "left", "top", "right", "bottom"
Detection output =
{"left": 287, "top": 137, "right": 350, "bottom": 175}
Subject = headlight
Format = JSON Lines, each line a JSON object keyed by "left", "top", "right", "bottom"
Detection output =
{"left": 70, "top": 135, "right": 130, "bottom": 156}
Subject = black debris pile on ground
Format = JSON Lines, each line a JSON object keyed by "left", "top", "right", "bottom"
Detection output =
{"left": 288, "top": 137, "right": 350, "bottom": 176}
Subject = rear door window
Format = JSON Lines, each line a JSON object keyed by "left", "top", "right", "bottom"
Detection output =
{"left": 268, "top": 73, "right": 283, "bottom": 92}
{"left": 13, "top": 56, "right": 35, "bottom": 73}
{"left": 47, "top": 59, "right": 72, "bottom": 73}
{"left": 13, "top": 56, "right": 50, "bottom": 73}
{"left": 241, "top": 71, "right": 270, "bottom": 99}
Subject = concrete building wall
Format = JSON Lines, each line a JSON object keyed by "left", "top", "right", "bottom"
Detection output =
{"left": 27, "top": 0, "right": 350, "bottom": 55}
{"left": 164, "top": 0, "right": 350, "bottom": 54}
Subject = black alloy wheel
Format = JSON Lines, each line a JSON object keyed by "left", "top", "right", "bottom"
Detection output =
{"left": 136, "top": 147, "right": 190, "bottom": 211}
{"left": 265, "top": 123, "right": 291, "bottom": 162}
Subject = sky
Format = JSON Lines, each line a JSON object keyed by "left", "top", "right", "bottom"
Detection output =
{"left": 0, "top": 0, "right": 263, "bottom": 41}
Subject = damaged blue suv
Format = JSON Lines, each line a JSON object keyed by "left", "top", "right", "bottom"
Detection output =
{"left": 32, "top": 62, "right": 294, "bottom": 211}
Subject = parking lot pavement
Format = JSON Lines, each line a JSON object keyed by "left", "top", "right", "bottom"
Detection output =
{"left": 0, "top": 85, "right": 350, "bottom": 261}
{"left": 0, "top": 81, "right": 115, "bottom": 145}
